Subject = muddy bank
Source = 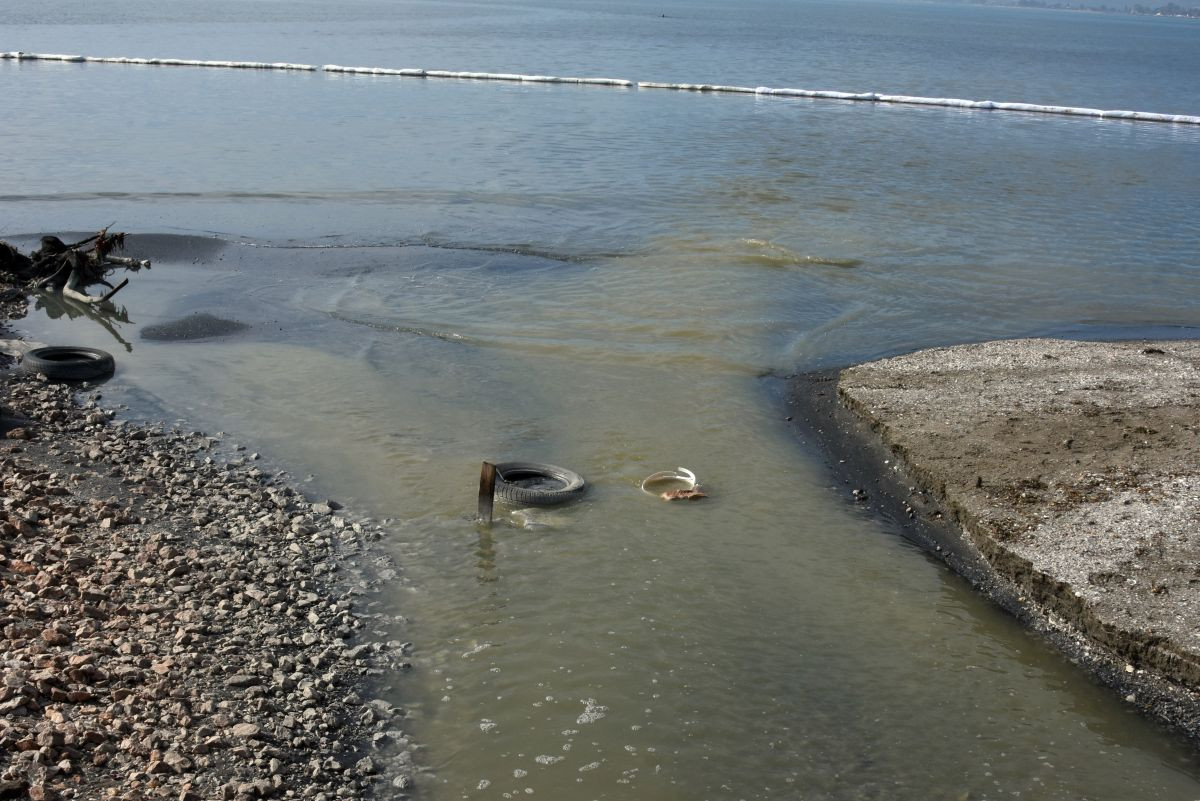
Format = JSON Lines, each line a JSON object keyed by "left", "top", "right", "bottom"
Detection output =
{"left": 787, "top": 338, "right": 1200, "bottom": 739}
{"left": 0, "top": 292, "right": 416, "bottom": 798}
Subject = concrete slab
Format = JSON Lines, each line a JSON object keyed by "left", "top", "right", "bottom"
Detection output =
{"left": 792, "top": 338, "right": 1200, "bottom": 737}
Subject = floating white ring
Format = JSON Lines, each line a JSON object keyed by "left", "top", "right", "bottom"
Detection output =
{"left": 641, "top": 467, "right": 698, "bottom": 496}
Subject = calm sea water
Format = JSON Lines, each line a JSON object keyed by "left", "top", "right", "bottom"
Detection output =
{"left": 6, "top": 1, "right": 1200, "bottom": 799}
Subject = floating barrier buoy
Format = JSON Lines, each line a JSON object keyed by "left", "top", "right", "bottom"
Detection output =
{"left": 5, "top": 51, "right": 1196, "bottom": 126}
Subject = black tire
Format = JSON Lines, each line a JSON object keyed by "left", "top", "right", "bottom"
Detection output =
{"left": 21, "top": 346, "right": 115, "bottom": 381}
{"left": 494, "top": 461, "right": 586, "bottom": 507}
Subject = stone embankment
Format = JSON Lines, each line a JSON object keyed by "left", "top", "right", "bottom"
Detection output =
{"left": 1, "top": 300, "right": 416, "bottom": 798}
{"left": 792, "top": 338, "right": 1200, "bottom": 736}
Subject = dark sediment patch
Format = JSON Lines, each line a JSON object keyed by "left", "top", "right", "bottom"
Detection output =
{"left": 141, "top": 312, "right": 249, "bottom": 341}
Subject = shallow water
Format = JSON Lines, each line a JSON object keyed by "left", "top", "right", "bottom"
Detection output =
{"left": 15, "top": 235, "right": 1200, "bottom": 800}
{"left": 7, "top": 0, "right": 1200, "bottom": 798}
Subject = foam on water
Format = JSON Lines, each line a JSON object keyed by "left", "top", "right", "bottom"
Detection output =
{"left": 4, "top": 50, "right": 1195, "bottom": 125}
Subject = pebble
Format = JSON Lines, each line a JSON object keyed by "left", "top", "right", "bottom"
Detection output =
{"left": 0, "top": 358, "right": 417, "bottom": 799}
{"left": 229, "top": 723, "right": 263, "bottom": 740}
{"left": 226, "top": 675, "right": 261, "bottom": 688}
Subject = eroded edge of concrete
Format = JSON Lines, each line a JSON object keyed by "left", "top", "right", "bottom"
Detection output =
{"left": 783, "top": 362, "right": 1200, "bottom": 743}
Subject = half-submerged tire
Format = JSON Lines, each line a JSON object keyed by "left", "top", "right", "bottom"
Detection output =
{"left": 494, "top": 461, "right": 586, "bottom": 507}
{"left": 21, "top": 346, "right": 115, "bottom": 381}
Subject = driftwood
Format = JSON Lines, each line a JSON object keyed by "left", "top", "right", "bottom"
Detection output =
{"left": 0, "top": 229, "right": 150, "bottom": 304}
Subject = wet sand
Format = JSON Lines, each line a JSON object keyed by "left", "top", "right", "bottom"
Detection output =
{"left": 788, "top": 338, "right": 1200, "bottom": 739}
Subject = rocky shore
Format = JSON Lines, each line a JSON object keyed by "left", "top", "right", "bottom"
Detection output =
{"left": 1, "top": 295, "right": 416, "bottom": 798}
{"left": 789, "top": 338, "right": 1200, "bottom": 740}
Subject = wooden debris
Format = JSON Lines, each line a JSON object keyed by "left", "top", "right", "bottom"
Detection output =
{"left": 478, "top": 461, "right": 497, "bottom": 524}
{"left": 0, "top": 228, "right": 151, "bottom": 305}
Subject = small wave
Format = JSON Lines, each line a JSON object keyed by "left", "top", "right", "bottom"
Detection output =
{"left": 0, "top": 189, "right": 505, "bottom": 204}
{"left": 327, "top": 311, "right": 473, "bottom": 345}
{"left": 0, "top": 190, "right": 363, "bottom": 203}
{"left": 416, "top": 237, "right": 622, "bottom": 264}
{"left": 739, "top": 239, "right": 863, "bottom": 269}
{"left": 668, "top": 236, "right": 862, "bottom": 270}
{"left": 239, "top": 234, "right": 624, "bottom": 264}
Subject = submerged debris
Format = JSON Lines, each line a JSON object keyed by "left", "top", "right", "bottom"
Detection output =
{"left": 141, "top": 312, "right": 249, "bottom": 341}
{"left": 660, "top": 488, "right": 707, "bottom": 501}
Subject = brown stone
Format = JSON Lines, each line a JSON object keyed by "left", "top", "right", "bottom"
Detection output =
{"left": 27, "top": 784, "right": 53, "bottom": 801}
{"left": 163, "top": 749, "right": 192, "bottom": 773}
{"left": 229, "top": 722, "right": 262, "bottom": 739}
{"left": 41, "top": 629, "right": 71, "bottom": 646}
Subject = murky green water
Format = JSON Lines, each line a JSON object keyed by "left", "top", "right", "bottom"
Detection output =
{"left": 15, "top": 235, "right": 1200, "bottom": 801}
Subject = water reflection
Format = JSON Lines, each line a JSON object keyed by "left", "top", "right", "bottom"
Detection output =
{"left": 34, "top": 291, "right": 134, "bottom": 352}
{"left": 475, "top": 526, "right": 498, "bottom": 584}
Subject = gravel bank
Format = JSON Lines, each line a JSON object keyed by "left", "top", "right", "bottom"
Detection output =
{"left": 789, "top": 338, "right": 1200, "bottom": 739}
{"left": 1, "top": 292, "right": 417, "bottom": 799}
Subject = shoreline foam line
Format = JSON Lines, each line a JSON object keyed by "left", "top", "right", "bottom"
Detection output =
{"left": 4, "top": 51, "right": 1196, "bottom": 125}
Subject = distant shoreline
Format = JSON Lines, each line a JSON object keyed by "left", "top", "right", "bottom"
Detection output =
{"left": 948, "top": 0, "right": 1200, "bottom": 20}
